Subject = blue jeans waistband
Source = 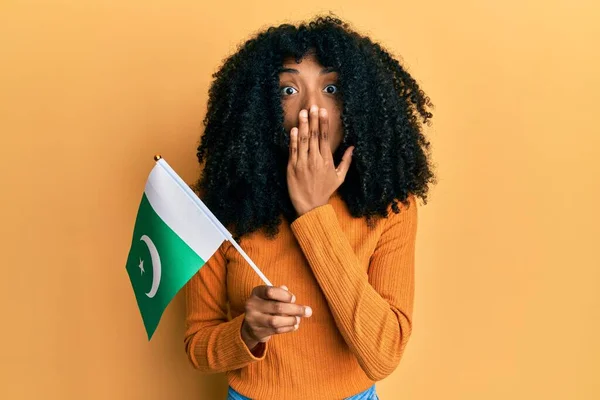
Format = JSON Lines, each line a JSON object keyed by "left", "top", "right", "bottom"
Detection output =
{"left": 227, "top": 384, "right": 378, "bottom": 400}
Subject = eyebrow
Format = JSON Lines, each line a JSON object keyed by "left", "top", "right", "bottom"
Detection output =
{"left": 278, "top": 66, "right": 338, "bottom": 75}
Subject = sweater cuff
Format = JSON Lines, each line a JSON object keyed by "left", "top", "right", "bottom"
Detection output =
{"left": 189, "top": 313, "right": 269, "bottom": 369}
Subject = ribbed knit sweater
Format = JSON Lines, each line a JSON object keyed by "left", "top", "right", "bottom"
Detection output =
{"left": 184, "top": 192, "right": 418, "bottom": 400}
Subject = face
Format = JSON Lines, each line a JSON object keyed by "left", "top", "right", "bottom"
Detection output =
{"left": 279, "top": 52, "right": 344, "bottom": 155}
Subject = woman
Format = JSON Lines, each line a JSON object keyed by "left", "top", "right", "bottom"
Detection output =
{"left": 184, "top": 13, "right": 436, "bottom": 400}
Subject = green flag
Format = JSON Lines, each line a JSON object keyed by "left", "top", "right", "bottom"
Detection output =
{"left": 125, "top": 158, "right": 229, "bottom": 340}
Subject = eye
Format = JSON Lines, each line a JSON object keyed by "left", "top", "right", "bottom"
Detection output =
{"left": 324, "top": 84, "right": 338, "bottom": 94}
{"left": 280, "top": 86, "right": 298, "bottom": 96}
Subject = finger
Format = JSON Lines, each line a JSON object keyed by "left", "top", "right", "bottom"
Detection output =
{"left": 318, "top": 108, "right": 333, "bottom": 162}
{"left": 258, "top": 313, "right": 298, "bottom": 330}
{"left": 298, "top": 109, "right": 309, "bottom": 163}
{"left": 289, "top": 128, "right": 298, "bottom": 166}
{"left": 279, "top": 285, "right": 294, "bottom": 302}
{"left": 277, "top": 325, "right": 299, "bottom": 333}
{"left": 335, "top": 146, "right": 355, "bottom": 181}
{"left": 308, "top": 105, "right": 320, "bottom": 162}
{"left": 264, "top": 300, "right": 311, "bottom": 317}
{"left": 254, "top": 285, "right": 295, "bottom": 303}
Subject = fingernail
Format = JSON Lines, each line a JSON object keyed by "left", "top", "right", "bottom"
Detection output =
{"left": 304, "top": 306, "right": 312, "bottom": 317}
{"left": 300, "top": 109, "right": 308, "bottom": 118}
{"left": 310, "top": 105, "right": 318, "bottom": 113}
{"left": 296, "top": 316, "right": 300, "bottom": 325}
{"left": 294, "top": 324, "right": 299, "bottom": 330}
{"left": 281, "top": 285, "right": 288, "bottom": 291}
{"left": 291, "top": 294, "right": 296, "bottom": 303}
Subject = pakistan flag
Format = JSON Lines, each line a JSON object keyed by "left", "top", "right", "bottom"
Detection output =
{"left": 125, "top": 158, "right": 229, "bottom": 339}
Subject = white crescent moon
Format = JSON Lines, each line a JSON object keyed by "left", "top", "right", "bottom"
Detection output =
{"left": 140, "top": 234, "right": 161, "bottom": 298}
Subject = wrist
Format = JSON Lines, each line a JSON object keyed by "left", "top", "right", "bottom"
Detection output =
{"left": 295, "top": 203, "right": 325, "bottom": 218}
{"left": 240, "top": 320, "right": 259, "bottom": 351}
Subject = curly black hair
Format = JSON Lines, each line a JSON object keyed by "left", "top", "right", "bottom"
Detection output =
{"left": 194, "top": 13, "right": 436, "bottom": 241}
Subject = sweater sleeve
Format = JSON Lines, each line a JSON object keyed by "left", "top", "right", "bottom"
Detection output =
{"left": 183, "top": 240, "right": 269, "bottom": 373}
{"left": 289, "top": 194, "right": 417, "bottom": 381}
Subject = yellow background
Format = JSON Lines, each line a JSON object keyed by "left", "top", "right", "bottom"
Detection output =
{"left": 1, "top": 1, "right": 598, "bottom": 399}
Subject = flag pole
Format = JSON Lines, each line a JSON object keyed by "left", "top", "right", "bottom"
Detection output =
{"left": 152, "top": 154, "right": 273, "bottom": 287}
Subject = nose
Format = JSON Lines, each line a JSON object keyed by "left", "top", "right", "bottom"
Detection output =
{"left": 301, "top": 88, "right": 322, "bottom": 112}
{"left": 302, "top": 100, "right": 318, "bottom": 112}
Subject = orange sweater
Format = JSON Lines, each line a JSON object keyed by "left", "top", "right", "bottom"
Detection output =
{"left": 184, "top": 192, "right": 418, "bottom": 399}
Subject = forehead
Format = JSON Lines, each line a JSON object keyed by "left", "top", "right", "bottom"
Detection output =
{"left": 280, "top": 54, "right": 338, "bottom": 76}
{"left": 282, "top": 51, "right": 319, "bottom": 64}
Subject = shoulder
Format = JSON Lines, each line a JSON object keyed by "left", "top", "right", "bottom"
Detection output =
{"left": 384, "top": 193, "right": 417, "bottom": 216}
{"left": 381, "top": 193, "right": 418, "bottom": 232}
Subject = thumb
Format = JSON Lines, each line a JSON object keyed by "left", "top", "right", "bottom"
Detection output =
{"left": 335, "top": 146, "right": 354, "bottom": 180}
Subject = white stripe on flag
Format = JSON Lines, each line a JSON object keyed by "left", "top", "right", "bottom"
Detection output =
{"left": 144, "top": 164, "right": 226, "bottom": 261}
